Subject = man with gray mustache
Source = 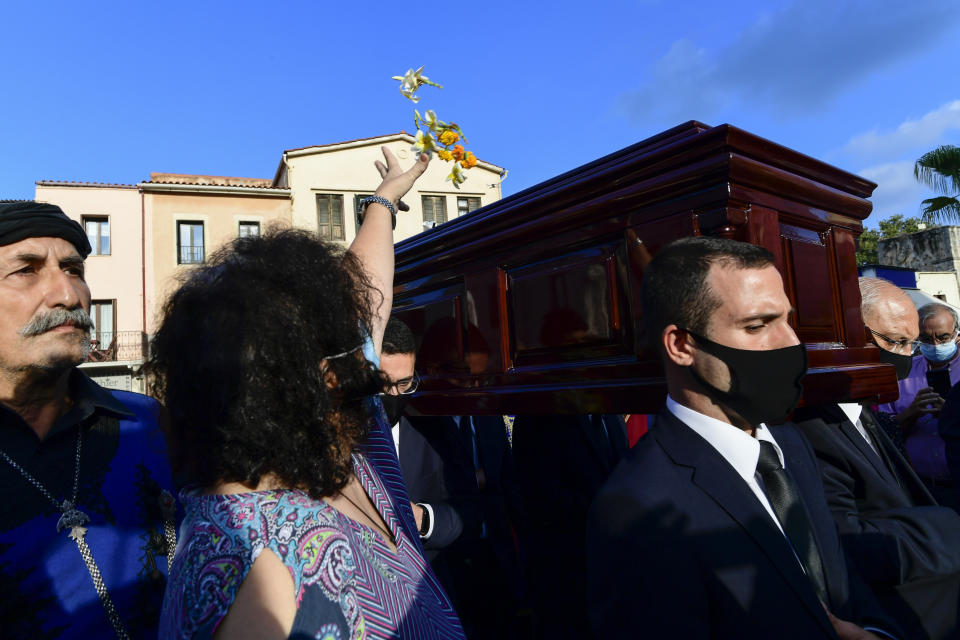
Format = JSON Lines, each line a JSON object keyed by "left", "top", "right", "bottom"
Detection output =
{"left": 0, "top": 201, "right": 178, "bottom": 639}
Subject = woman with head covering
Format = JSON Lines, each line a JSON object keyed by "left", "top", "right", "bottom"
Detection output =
{"left": 153, "top": 150, "right": 465, "bottom": 639}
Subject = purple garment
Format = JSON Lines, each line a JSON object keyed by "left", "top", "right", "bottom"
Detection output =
{"left": 877, "top": 354, "right": 959, "bottom": 480}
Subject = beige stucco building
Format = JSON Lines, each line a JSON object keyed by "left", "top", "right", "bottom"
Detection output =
{"left": 140, "top": 174, "right": 291, "bottom": 333}
{"left": 33, "top": 133, "right": 504, "bottom": 389}
{"left": 35, "top": 181, "right": 148, "bottom": 391}
{"left": 276, "top": 133, "right": 504, "bottom": 244}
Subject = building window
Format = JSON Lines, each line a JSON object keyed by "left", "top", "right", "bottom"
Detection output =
{"left": 422, "top": 195, "right": 447, "bottom": 225}
{"left": 317, "top": 194, "right": 345, "bottom": 240}
{"left": 90, "top": 300, "right": 115, "bottom": 348}
{"left": 83, "top": 217, "right": 110, "bottom": 256}
{"left": 177, "top": 221, "right": 205, "bottom": 264}
{"left": 238, "top": 221, "right": 260, "bottom": 238}
{"left": 354, "top": 193, "right": 373, "bottom": 228}
{"left": 457, "top": 197, "right": 481, "bottom": 216}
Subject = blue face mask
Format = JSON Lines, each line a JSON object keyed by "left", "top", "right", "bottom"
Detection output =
{"left": 920, "top": 341, "right": 958, "bottom": 363}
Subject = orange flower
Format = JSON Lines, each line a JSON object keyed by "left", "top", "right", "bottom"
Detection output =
{"left": 439, "top": 129, "right": 459, "bottom": 146}
{"left": 460, "top": 151, "right": 477, "bottom": 169}
{"left": 452, "top": 145, "right": 465, "bottom": 161}
{"left": 437, "top": 148, "right": 454, "bottom": 162}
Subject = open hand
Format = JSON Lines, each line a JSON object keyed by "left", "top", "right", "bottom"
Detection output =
{"left": 374, "top": 147, "right": 429, "bottom": 213}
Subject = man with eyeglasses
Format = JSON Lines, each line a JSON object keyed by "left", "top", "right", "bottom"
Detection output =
{"left": 795, "top": 279, "right": 960, "bottom": 640}
{"left": 380, "top": 317, "right": 480, "bottom": 555}
{"left": 877, "top": 302, "right": 960, "bottom": 506}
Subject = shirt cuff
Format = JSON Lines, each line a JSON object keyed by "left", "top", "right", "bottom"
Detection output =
{"left": 863, "top": 626, "right": 898, "bottom": 640}
{"left": 419, "top": 502, "right": 435, "bottom": 539}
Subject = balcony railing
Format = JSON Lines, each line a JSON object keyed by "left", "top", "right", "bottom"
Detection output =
{"left": 179, "top": 246, "right": 204, "bottom": 264}
{"left": 85, "top": 331, "right": 148, "bottom": 363}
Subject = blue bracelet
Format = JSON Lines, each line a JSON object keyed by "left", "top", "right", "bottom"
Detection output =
{"left": 357, "top": 195, "right": 398, "bottom": 229}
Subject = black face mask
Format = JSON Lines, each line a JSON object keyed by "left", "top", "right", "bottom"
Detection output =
{"left": 876, "top": 348, "right": 913, "bottom": 381}
{"left": 380, "top": 394, "right": 410, "bottom": 426}
{"left": 684, "top": 329, "right": 808, "bottom": 426}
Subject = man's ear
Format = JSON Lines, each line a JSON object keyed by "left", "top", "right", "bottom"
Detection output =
{"left": 662, "top": 325, "right": 695, "bottom": 367}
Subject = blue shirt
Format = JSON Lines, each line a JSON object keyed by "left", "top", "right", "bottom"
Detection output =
{"left": 0, "top": 371, "right": 179, "bottom": 639}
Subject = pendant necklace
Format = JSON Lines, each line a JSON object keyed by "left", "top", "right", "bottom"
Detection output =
{"left": 338, "top": 488, "right": 394, "bottom": 544}
{"left": 0, "top": 426, "right": 130, "bottom": 640}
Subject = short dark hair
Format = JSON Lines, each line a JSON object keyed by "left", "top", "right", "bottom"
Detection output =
{"left": 382, "top": 317, "right": 417, "bottom": 355}
{"left": 145, "top": 228, "right": 381, "bottom": 499}
{"left": 641, "top": 236, "right": 775, "bottom": 346}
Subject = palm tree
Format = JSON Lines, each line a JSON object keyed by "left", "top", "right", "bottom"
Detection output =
{"left": 915, "top": 145, "right": 960, "bottom": 222}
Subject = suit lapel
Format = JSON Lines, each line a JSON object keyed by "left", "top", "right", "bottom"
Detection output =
{"left": 655, "top": 410, "right": 836, "bottom": 637}
{"left": 862, "top": 409, "right": 937, "bottom": 506}
{"left": 826, "top": 405, "right": 897, "bottom": 486}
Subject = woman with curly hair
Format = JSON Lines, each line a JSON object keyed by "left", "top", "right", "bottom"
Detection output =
{"left": 154, "top": 150, "right": 465, "bottom": 639}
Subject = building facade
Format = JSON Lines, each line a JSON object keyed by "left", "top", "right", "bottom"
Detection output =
{"left": 34, "top": 134, "right": 504, "bottom": 390}
{"left": 275, "top": 133, "right": 503, "bottom": 245}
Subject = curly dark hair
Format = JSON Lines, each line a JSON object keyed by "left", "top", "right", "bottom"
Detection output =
{"left": 145, "top": 228, "right": 382, "bottom": 499}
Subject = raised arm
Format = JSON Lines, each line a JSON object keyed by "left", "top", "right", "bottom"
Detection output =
{"left": 349, "top": 147, "right": 429, "bottom": 356}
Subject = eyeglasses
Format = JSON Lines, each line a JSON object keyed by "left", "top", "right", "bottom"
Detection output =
{"left": 867, "top": 327, "right": 921, "bottom": 355}
{"left": 381, "top": 371, "right": 420, "bottom": 396}
{"left": 918, "top": 331, "right": 960, "bottom": 346}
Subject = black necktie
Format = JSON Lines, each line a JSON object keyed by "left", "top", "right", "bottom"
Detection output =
{"left": 756, "top": 441, "right": 829, "bottom": 604}
{"left": 858, "top": 410, "right": 902, "bottom": 488}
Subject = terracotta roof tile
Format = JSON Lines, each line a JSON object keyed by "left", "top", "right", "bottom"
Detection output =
{"left": 145, "top": 173, "right": 278, "bottom": 188}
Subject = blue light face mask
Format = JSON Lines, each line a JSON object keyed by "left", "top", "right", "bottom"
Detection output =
{"left": 920, "top": 340, "right": 958, "bottom": 363}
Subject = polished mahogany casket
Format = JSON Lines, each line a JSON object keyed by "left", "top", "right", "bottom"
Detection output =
{"left": 392, "top": 121, "right": 898, "bottom": 416}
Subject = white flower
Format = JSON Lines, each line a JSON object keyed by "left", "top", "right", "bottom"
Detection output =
{"left": 391, "top": 66, "right": 443, "bottom": 103}
{"left": 445, "top": 163, "right": 467, "bottom": 189}
{"left": 411, "top": 129, "right": 437, "bottom": 156}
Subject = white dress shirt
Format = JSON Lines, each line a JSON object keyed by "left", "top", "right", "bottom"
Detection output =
{"left": 666, "top": 395, "right": 786, "bottom": 535}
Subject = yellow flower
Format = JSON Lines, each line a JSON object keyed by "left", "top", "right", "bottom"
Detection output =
{"left": 460, "top": 152, "right": 478, "bottom": 169}
{"left": 391, "top": 66, "right": 443, "bottom": 103}
{"left": 437, "top": 149, "right": 454, "bottom": 162}
{"left": 445, "top": 163, "right": 467, "bottom": 188}
{"left": 411, "top": 130, "right": 437, "bottom": 156}
{"left": 439, "top": 129, "right": 459, "bottom": 146}
{"left": 451, "top": 144, "right": 465, "bottom": 161}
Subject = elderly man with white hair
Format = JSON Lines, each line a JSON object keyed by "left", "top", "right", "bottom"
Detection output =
{"left": 794, "top": 277, "right": 960, "bottom": 640}
{"left": 878, "top": 299, "right": 960, "bottom": 506}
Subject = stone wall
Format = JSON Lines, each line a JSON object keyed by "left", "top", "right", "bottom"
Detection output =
{"left": 878, "top": 226, "right": 960, "bottom": 272}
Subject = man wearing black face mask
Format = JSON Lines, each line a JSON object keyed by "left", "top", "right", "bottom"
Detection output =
{"left": 795, "top": 277, "right": 960, "bottom": 640}
{"left": 380, "top": 318, "right": 479, "bottom": 551}
{"left": 380, "top": 318, "right": 482, "bottom": 612}
{"left": 587, "top": 236, "right": 898, "bottom": 639}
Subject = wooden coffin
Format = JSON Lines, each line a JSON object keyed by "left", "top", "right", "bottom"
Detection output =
{"left": 392, "top": 121, "right": 899, "bottom": 415}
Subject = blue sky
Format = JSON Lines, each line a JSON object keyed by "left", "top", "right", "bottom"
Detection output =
{"left": 2, "top": 0, "right": 959, "bottom": 228}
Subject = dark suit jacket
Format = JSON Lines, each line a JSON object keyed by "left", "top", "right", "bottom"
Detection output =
{"left": 587, "top": 409, "right": 894, "bottom": 639}
{"left": 795, "top": 404, "right": 960, "bottom": 639}
{"left": 407, "top": 416, "right": 525, "bottom": 554}
{"left": 397, "top": 416, "right": 482, "bottom": 557}
{"left": 512, "top": 414, "right": 628, "bottom": 638}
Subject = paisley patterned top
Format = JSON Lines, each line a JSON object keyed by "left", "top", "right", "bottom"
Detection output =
{"left": 159, "top": 453, "right": 465, "bottom": 639}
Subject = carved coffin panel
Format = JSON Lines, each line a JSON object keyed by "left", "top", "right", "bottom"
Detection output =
{"left": 394, "top": 121, "right": 898, "bottom": 415}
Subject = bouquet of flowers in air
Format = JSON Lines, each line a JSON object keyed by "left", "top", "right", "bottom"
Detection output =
{"left": 391, "top": 66, "right": 478, "bottom": 189}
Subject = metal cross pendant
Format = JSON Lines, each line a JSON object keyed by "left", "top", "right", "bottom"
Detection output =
{"left": 57, "top": 500, "right": 90, "bottom": 536}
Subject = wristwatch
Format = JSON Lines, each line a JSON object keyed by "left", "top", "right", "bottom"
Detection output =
{"left": 357, "top": 195, "right": 398, "bottom": 230}
{"left": 416, "top": 502, "right": 431, "bottom": 537}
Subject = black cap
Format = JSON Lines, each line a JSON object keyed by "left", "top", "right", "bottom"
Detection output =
{"left": 0, "top": 201, "right": 92, "bottom": 257}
